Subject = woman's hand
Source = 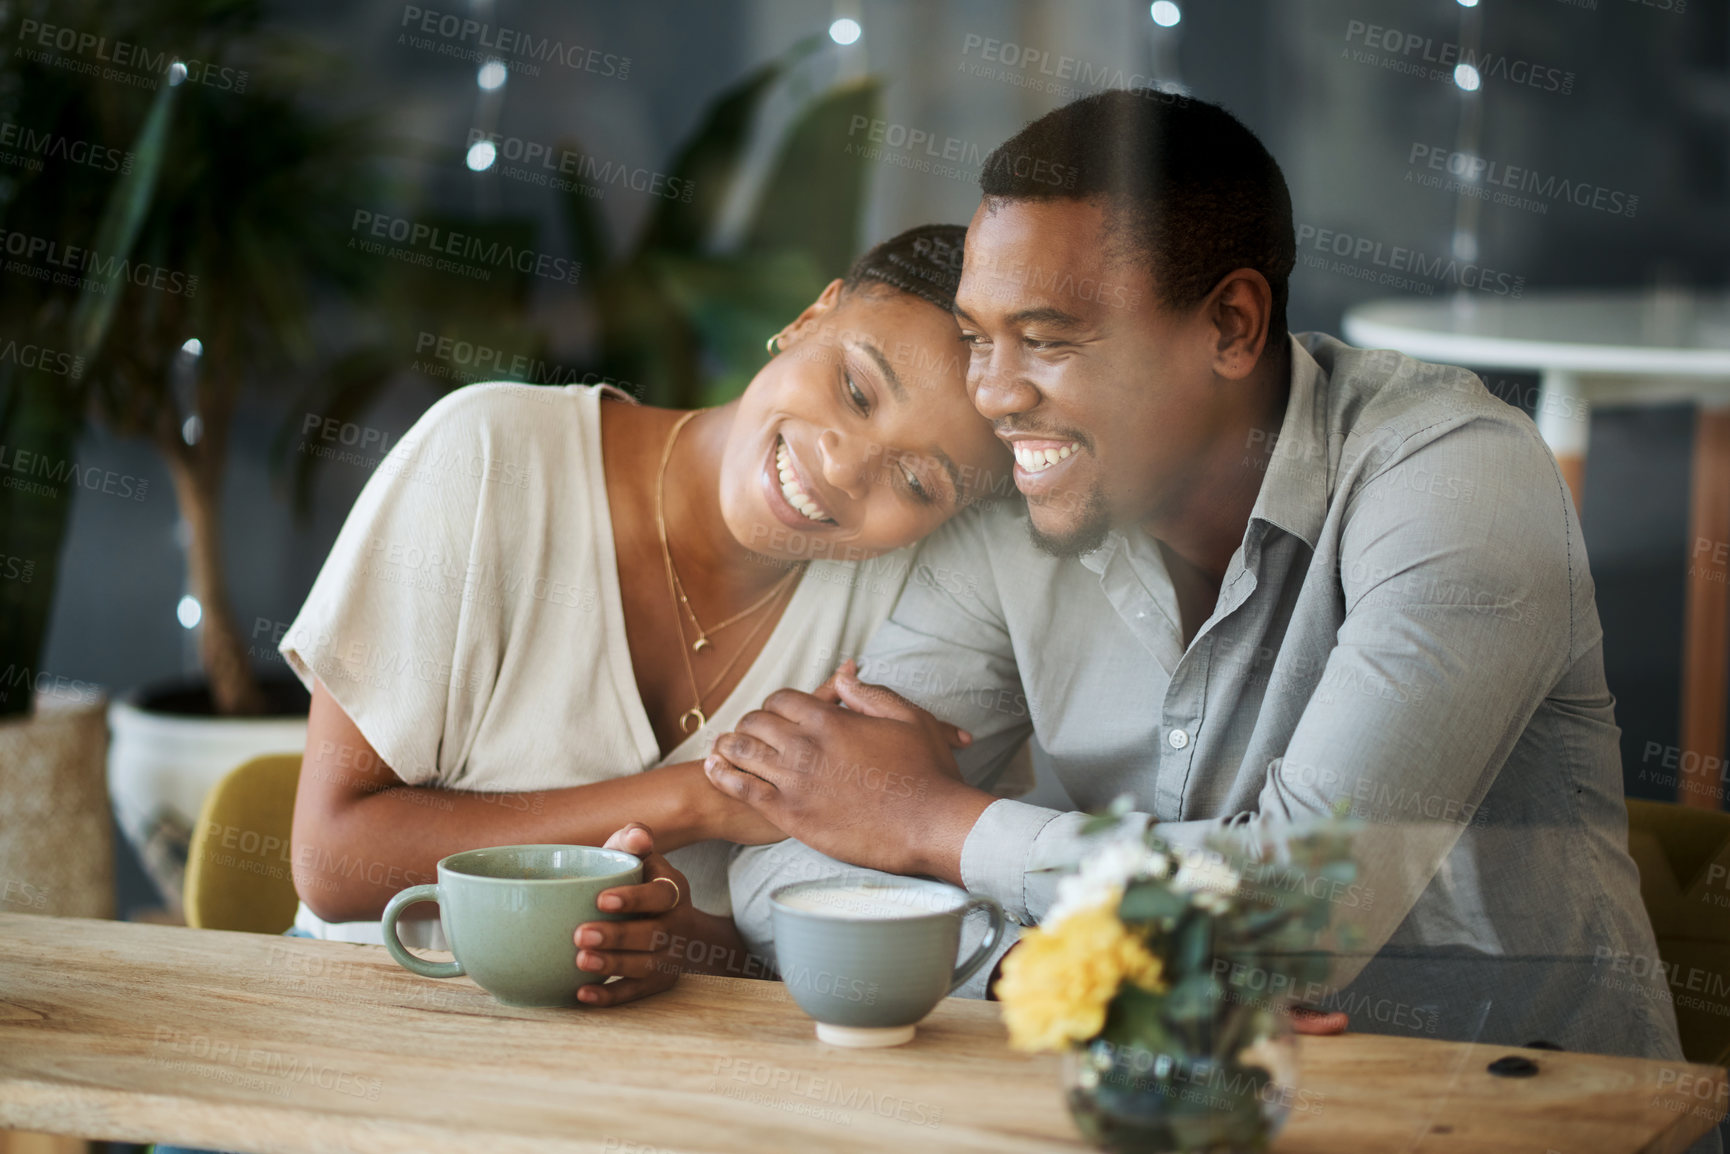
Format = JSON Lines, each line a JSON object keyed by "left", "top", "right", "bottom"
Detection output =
{"left": 708, "top": 787, "right": 788, "bottom": 846}
{"left": 674, "top": 758, "right": 785, "bottom": 845}
{"left": 573, "top": 823, "right": 695, "bottom": 1006}
{"left": 702, "top": 661, "right": 988, "bottom": 881}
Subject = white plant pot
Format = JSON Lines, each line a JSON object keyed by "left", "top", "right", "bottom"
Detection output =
{"left": 107, "top": 688, "right": 307, "bottom": 914}
{"left": 0, "top": 693, "right": 113, "bottom": 919}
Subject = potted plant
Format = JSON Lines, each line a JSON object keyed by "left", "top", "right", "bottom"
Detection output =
{"left": 0, "top": 0, "right": 196, "bottom": 921}
{"left": 13, "top": 0, "right": 400, "bottom": 913}
{"left": 995, "top": 804, "right": 1360, "bottom": 1153}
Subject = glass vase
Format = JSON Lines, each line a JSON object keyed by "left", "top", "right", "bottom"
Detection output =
{"left": 1060, "top": 1018, "right": 1300, "bottom": 1154}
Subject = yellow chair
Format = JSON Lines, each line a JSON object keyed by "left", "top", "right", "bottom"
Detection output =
{"left": 182, "top": 753, "right": 303, "bottom": 934}
{"left": 1625, "top": 797, "right": 1730, "bottom": 1065}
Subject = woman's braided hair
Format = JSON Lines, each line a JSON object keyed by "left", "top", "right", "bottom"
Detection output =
{"left": 841, "top": 223, "right": 966, "bottom": 313}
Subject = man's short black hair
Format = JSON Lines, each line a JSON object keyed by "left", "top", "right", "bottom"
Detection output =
{"left": 980, "top": 90, "right": 1295, "bottom": 344}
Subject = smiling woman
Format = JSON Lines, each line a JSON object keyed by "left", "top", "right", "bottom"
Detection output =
{"left": 276, "top": 223, "right": 1014, "bottom": 1009}
{"left": 717, "top": 233, "right": 1003, "bottom": 559}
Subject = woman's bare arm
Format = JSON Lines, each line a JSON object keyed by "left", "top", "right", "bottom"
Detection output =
{"left": 291, "top": 678, "right": 781, "bottom": 922}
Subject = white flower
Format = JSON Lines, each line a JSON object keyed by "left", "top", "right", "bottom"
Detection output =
{"left": 1238, "top": 1034, "right": 1298, "bottom": 1086}
{"left": 1047, "top": 836, "right": 1172, "bottom": 929}
{"left": 1046, "top": 875, "right": 1120, "bottom": 931}
{"left": 1170, "top": 852, "right": 1241, "bottom": 903}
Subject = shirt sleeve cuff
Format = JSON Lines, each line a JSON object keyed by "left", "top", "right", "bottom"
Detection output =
{"left": 959, "top": 798, "right": 1064, "bottom": 925}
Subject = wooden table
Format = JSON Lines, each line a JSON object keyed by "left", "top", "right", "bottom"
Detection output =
{"left": 1344, "top": 291, "right": 1730, "bottom": 810}
{"left": 0, "top": 915, "right": 1723, "bottom": 1153}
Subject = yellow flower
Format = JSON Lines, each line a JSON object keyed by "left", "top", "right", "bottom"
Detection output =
{"left": 995, "top": 901, "right": 1166, "bottom": 1053}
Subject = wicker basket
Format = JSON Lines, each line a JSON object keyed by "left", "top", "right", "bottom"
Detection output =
{"left": 0, "top": 693, "right": 114, "bottom": 920}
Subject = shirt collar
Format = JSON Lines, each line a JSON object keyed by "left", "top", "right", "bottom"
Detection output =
{"left": 1078, "top": 536, "right": 1115, "bottom": 576}
{"left": 1245, "top": 334, "right": 1332, "bottom": 552}
{"left": 1078, "top": 333, "right": 1333, "bottom": 575}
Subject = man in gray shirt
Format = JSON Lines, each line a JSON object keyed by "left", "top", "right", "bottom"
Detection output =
{"left": 707, "top": 91, "right": 1686, "bottom": 1068}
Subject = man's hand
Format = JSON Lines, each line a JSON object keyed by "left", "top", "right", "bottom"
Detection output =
{"left": 1289, "top": 1007, "right": 1349, "bottom": 1035}
{"left": 703, "top": 661, "right": 994, "bottom": 881}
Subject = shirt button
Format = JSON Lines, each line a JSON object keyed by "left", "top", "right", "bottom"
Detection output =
{"left": 1167, "top": 728, "right": 1190, "bottom": 750}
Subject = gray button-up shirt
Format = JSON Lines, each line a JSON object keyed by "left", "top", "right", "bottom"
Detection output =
{"left": 732, "top": 332, "right": 1684, "bottom": 1063}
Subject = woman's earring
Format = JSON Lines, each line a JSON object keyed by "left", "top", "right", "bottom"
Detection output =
{"left": 765, "top": 333, "right": 781, "bottom": 355}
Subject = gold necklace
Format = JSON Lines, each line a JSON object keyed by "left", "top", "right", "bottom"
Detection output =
{"left": 669, "top": 551, "right": 799, "bottom": 652}
{"left": 656, "top": 414, "right": 800, "bottom": 650}
{"left": 677, "top": 575, "right": 794, "bottom": 733}
{"left": 655, "top": 410, "right": 804, "bottom": 734}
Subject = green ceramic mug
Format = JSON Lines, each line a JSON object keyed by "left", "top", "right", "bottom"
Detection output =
{"left": 381, "top": 843, "right": 643, "bottom": 1007}
{"left": 770, "top": 877, "right": 1006, "bottom": 1047}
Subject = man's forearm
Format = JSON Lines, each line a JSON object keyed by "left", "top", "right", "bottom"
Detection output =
{"left": 907, "top": 780, "right": 997, "bottom": 885}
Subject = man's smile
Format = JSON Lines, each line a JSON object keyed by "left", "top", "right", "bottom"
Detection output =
{"left": 998, "top": 430, "right": 1089, "bottom": 494}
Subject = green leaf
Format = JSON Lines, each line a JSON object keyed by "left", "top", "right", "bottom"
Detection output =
{"left": 1164, "top": 974, "right": 1224, "bottom": 1022}
{"left": 1316, "top": 860, "right": 1358, "bottom": 885}
{"left": 744, "top": 75, "right": 882, "bottom": 279}
{"left": 1239, "top": 907, "right": 1295, "bottom": 936}
{"left": 1080, "top": 796, "right": 1136, "bottom": 837}
{"left": 645, "top": 248, "right": 829, "bottom": 405}
{"left": 1119, "top": 882, "right": 1187, "bottom": 924}
{"left": 1173, "top": 911, "right": 1214, "bottom": 975}
{"left": 1097, "top": 985, "right": 1177, "bottom": 1056}
{"left": 0, "top": 363, "right": 77, "bottom": 719}
{"left": 68, "top": 77, "right": 177, "bottom": 358}
{"left": 635, "top": 37, "right": 823, "bottom": 256}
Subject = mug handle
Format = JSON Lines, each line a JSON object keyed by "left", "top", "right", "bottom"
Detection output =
{"left": 946, "top": 895, "right": 1007, "bottom": 996}
{"left": 381, "top": 884, "right": 464, "bottom": 980}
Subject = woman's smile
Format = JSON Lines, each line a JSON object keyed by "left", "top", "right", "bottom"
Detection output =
{"left": 763, "top": 433, "right": 839, "bottom": 529}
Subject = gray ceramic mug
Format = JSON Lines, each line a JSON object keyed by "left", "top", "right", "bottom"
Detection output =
{"left": 770, "top": 877, "right": 1006, "bottom": 1047}
{"left": 381, "top": 844, "right": 642, "bottom": 1007}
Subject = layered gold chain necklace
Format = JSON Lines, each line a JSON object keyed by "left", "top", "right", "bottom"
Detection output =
{"left": 654, "top": 410, "right": 804, "bottom": 734}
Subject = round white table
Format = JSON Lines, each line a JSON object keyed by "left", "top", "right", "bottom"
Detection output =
{"left": 1344, "top": 291, "right": 1730, "bottom": 809}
